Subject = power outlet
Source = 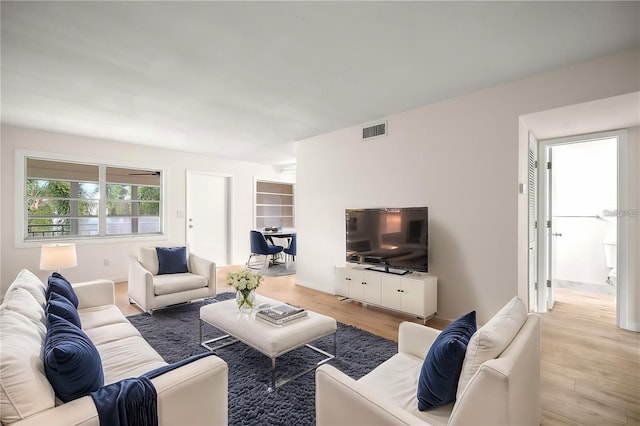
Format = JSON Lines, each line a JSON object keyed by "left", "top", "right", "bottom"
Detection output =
{"left": 103, "top": 259, "right": 110, "bottom": 267}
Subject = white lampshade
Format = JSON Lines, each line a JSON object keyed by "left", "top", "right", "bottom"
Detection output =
{"left": 40, "top": 243, "right": 78, "bottom": 271}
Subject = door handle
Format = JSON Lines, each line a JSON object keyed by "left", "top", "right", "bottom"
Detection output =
{"left": 188, "top": 225, "right": 194, "bottom": 229}
{"left": 552, "top": 233, "right": 562, "bottom": 237}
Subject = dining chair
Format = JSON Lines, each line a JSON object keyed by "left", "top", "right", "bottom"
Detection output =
{"left": 247, "top": 230, "right": 284, "bottom": 269}
{"left": 283, "top": 233, "right": 297, "bottom": 268}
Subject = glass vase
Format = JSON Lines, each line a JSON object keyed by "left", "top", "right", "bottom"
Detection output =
{"left": 236, "top": 289, "right": 256, "bottom": 314}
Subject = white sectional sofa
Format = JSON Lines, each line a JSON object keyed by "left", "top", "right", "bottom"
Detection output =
{"left": 316, "top": 297, "right": 540, "bottom": 426}
{"left": 0, "top": 269, "right": 228, "bottom": 426}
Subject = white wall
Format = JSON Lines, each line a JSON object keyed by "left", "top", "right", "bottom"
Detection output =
{"left": 1, "top": 125, "right": 291, "bottom": 294}
{"left": 296, "top": 49, "right": 640, "bottom": 324}
{"left": 0, "top": 134, "right": 3, "bottom": 291}
{"left": 619, "top": 126, "right": 639, "bottom": 331}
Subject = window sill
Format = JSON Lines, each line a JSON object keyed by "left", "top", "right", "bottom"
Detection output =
{"left": 16, "top": 233, "right": 168, "bottom": 249}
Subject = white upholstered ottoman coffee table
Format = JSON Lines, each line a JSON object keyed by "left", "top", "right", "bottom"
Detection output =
{"left": 199, "top": 294, "right": 337, "bottom": 391}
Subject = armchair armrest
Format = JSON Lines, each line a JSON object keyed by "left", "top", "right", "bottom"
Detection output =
{"left": 189, "top": 253, "right": 216, "bottom": 291}
{"left": 316, "top": 364, "right": 429, "bottom": 426}
{"left": 398, "top": 322, "right": 441, "bottom": 360}
{"left": 449, "top": 314, "right": 541, "bottom": 426}
{"left": 73, "top": 280, "right": 115, "bottom": 310}
{"left": 128, "top": 255, "right": 155, "bottom": 312}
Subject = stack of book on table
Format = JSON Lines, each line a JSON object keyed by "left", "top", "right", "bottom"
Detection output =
{"left": 256, "top": 303, "right": 307, "bottom": 325}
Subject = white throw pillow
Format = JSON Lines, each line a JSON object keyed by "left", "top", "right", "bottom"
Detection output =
{"left": 456, "top": 296, "right": 527, "bottom": 399}
{"left": 0, "top": 287, "right": 46, "bottom": 337}
{"left": 6, "top": 269, "right": 47, "bottom": 307}
{"left": 0, "top": 309, "right": 55, "bottom": 424}
{"left": 139, "top": 247, "right": 159, "bottom": 275}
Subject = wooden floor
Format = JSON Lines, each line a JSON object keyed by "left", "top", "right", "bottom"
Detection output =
{"left": 115, "top": 266, "right": 640, "bottom": 425}
{"left": 540, "top": 288, "right": 639, "bottom": 426}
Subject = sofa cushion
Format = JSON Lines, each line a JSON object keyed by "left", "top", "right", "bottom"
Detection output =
{"left": 0, "top": 286, "right": 47, "bottom": 336}
{"left": 46, "top": 273, "right": 79, "bottom": 308}
{"left": 95, "top": 335, "right": 167, "bottom": 384}
{"left": 6, "top": 268, "right": 47, "bottom": 307}
{"left": 417, "top": 311, "right": 476, "bottom": 410}
{"left": 153, "top": 272, "right": 207, "bottom": 295}
{"left": 46, "top": 292, "right": 81, "bottom": 328}
{"left": 359, "top": 352, "right": 454, "bottom": 426}
{"left": 156, "top": 246, "right": 189, "bottom": 275}
{"left": 0, "top": 309, "right": 55, "bottom": 425}
{"left": 79, "top": 305, "right": 131, "bottom": 331}
{"left": 138, "top": 247, "right": 159, "bottom": 275}
{"left": 83, "top": 322, "right": 143, "bottom": 346}
{"left": 457, "top": 296, "right": 527, "bottom": 399}
{"left": 44, "top": 314, "right": 104, "bottom": 403}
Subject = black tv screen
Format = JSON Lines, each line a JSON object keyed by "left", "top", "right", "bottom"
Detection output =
{"left": 345, "top": 207, "right": 428, "bottom": 274}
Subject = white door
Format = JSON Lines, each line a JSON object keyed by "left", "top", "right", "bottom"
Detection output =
{"left": 536, "top": 141, "right": 555, "bottom": 312}
{"left": 186, "top": 171, "right": 230, "bottom": 265}
{"left": 546, "top": 147, "right": 557, "bottom": 310}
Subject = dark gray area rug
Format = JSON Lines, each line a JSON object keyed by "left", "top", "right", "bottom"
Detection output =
{"left": 127, "top": 293, "right": 397, "bottom": 426}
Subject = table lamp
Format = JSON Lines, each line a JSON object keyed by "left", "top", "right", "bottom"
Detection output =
{"left": 40, "top": 243, "right": 78, "bottom": 272}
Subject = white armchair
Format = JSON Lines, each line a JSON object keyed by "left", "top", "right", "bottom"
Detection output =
{"left": 128, "top": 247, "right": 216, "bottom": 313}
{"left": 316, "top": 303, "right": 541, "bottom": 426}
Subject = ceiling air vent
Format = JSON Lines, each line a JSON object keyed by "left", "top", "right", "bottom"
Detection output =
{"left": 362, "top": 121, "right": 387, "bottom": 140}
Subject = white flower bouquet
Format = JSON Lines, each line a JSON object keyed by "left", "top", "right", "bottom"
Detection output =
{"left": 226, "top": 269, "right": 263, "bottom": 312}
{"left": 226, "top": 269, "right": 263, "bottom": 292}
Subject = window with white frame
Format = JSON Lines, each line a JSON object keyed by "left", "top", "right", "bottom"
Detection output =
{"left": 25, "top": 158, "right": 162, "bottom": 240}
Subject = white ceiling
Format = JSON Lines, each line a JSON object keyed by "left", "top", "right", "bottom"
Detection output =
{"left": 2, "top": 1, "right": 639, "bottom": 166}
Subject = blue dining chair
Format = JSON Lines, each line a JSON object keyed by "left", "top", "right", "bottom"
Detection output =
{"left": 283, "top": 233, "right": 297, "bottom": 267}
{"left": 247, "top": 230, "right": 284, "bottom": 269}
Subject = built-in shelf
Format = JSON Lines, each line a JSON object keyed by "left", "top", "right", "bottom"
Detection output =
{"left": 255, "top": 181, "right": 295, "bottom": 229}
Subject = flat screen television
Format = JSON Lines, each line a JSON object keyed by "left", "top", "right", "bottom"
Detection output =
{"left": 345, "top": 207, "right": 428, "bottom": 275}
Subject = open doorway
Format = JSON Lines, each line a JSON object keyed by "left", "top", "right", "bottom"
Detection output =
{"left": 536, "top": 130, "right": 622, "bottom": 321}
{"left": 521, "top": 93, "right": 639, "bottom": 332}
{"left": 550, "top": 138, "right": 617, "bottom": 297}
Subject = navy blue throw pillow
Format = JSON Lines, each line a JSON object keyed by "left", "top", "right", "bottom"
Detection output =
{"left": 46, "top": 292, "right": 81, "bottom": 328}
{"left": 417, "top": 310, "right": 477, "bottom": 410}
{"left": 46, "top": 273, "right": 79, "bottom": 308}
{"left": 44, "top": 313, "right": 104, "bottom": 402}
{"left": 156, "top": 246, "right": 188, "bottom": 275}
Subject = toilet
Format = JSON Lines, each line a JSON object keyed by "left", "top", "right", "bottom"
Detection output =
{"left": 603, "top": 241, "right": 617, "bottom": 286}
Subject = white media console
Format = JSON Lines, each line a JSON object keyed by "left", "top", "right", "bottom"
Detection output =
{"left": 335, "top": 265, "right": 437, "bottom": 323}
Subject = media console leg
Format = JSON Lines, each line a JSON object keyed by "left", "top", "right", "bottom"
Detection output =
{"left": 420, "top": 313, "right": 436, "bottom": 325}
